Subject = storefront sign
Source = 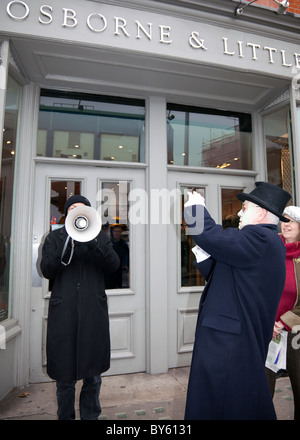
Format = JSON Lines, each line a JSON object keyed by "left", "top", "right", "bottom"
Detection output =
{"left": 2, "top": 0, "right": 300, "bottom": 75}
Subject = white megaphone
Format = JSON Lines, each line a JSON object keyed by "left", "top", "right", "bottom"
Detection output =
{"left": 65, "top": 205, "right": 102, "bottom": 242}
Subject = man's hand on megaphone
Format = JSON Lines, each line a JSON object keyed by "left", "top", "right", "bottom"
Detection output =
{"left": 74, "top": 240, "right": 85, "bottom": 246}
{"left": 73, "top": 238, "right": 97, "bottom": 249}
{"left": 86, "top": 238, "right": 98, "bottom": 250}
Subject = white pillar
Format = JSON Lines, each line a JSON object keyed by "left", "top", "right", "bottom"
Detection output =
{"left": 146, "top": 96, "right": 168, "bottom": 374}
{"left": 12, "top": 82, "right": 40, "bottom": 387}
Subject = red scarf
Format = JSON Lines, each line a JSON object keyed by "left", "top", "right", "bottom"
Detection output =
{"left": 276, "top": 236, "right": 300, "bottom": 329}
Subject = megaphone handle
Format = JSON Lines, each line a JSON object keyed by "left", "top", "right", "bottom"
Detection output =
{"left": 61, "top": 235, "right": 75, "bottom": 266}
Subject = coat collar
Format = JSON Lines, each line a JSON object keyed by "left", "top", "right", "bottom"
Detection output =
{"left": 259, "top": 224, "right": 278, "bottom": 232}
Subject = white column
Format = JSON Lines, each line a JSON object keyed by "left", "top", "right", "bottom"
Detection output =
{"left": 252, "top": 111, "right": 266, "bottom": 182}
{"left": 12, "top": 82, "right": 40, "bottom": 387}
{"left": 146, "top": 96, "right": 168, "bottom": 374}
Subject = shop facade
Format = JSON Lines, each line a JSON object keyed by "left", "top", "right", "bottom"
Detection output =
{"left": 0, "top": 0, "right": 300, "bottom": 399}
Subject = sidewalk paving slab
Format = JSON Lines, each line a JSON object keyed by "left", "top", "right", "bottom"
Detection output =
{"left": 0, "top": 367, "right": 294, "bottom": 421}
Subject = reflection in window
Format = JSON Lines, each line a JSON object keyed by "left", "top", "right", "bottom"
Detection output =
{"left": 100, "top": 134, "right": 140, "bottom": 162}
{"left": 181, "top": 186, "right": 205, "bottom": 288}
{"left": 167, "top": 104, "right": 252, "bottom": 170}
{"left": 263, "top": 107, "right": 295, "bottom": 203}
{"left": 37, "top": 90, "right": 145, "bottom": 163}
{"left": 48, "top": 181, "right": 81, "bottom": 292}
{"left": 0, "top": 76, "right": 21, "bottom": 322}
{"left": 50, "top": 180, "right": 81, "bottom": 231}
{"left": 100, "top": 181, "right": 130, "bottom": 289}
{"left": 221, "top": 188, "right": 242, "bottom": 229}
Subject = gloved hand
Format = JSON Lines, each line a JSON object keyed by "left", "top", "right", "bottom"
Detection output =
{"left": 86, "top": 238, "right": 98, "bottom": 250}
{"left": 192, "top": 245, "right": 210, "bottom": 262}
{"left": 184, "top": 191, "right": 205, "bottom": 207}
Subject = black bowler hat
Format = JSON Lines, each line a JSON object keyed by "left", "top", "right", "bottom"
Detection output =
{"left": 64, "top": 195, "right": 91, "bottom": 216}
{"left": 237, "top": 182, "right": 291, "bottom": 222}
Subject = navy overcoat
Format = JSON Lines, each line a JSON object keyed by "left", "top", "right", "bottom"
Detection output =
{"left": 184, "top": 205, "right": 286, "bottom": 420}
{"left": 40, "top": 227, "right": 120, "bottom": 383}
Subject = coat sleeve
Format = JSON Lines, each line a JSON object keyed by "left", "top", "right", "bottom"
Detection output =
{"left": 40, "top": 232, "right": 69, "bottom": 280}
{"left": 87, "top": 231, "right": 120, "bottom": 272}
{"left": 280, "top": 260, "right": 300, "bottom": 329}
{"left": 280, "top": 310, "right": 300, "bottom": 330}
{"left": 184, "top": 205, "right": 271, "bottom": 267}
{"left": 193, "top": 257, "right": 215, "bottom": 281}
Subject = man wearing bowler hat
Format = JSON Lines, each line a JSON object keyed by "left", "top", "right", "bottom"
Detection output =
{"left": 40, "top": 195, "right": 120, "bottom": 420}
{"left": 184, "top": 182, "right": 291, "bottom": 420}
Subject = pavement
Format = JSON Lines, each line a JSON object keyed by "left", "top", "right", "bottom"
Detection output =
{"left": 0, "top": 367, "right": 295, "bottom": 422}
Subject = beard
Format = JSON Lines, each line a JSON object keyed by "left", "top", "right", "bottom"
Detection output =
{"left": 238, "top": 206, "right": 259, "bottom": 230}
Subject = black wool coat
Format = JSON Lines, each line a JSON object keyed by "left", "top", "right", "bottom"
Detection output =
{"left": 184, "top": 205, "right": 287, "bottom": 420}
{"left": 40, "top": 227, "right": 120, "bottom": 382}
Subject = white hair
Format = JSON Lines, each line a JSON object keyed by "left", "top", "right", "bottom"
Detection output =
{"left": 247, "top": 201, "right": 279, "bottom": 225}
{"left": 265, "top": 210, "right": 279, "bottom": 225}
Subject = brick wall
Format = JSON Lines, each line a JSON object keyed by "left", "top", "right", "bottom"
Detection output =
{"left": 286, "top": 0, "right": 300, "bottom": 14}
{"left": 244, "top": 0, "right": 300, "bottom": 15}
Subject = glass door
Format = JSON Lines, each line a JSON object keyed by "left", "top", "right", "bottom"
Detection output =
{"left": 30, "top": 163, "right": 146, "bottom": 382}
{"left": 167, "top": 171, "right": 255, "bottom": 368}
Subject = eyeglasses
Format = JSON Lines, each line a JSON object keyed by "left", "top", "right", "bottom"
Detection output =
{"left": 282, "top": 217, "right": 298, "bottom": 225}
{"left": 241, "top": 202, "right": 262, "bottom": 213}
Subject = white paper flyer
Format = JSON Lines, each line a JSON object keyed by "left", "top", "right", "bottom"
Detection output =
{"left": 265, "top": 330, "right": 287, "bottom": 373}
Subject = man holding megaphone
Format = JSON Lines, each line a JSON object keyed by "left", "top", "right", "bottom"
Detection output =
{"left": 40, "top": 195, "right": 120, "bottom": 420}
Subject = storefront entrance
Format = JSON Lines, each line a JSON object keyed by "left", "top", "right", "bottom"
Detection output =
{"left": 30, "top": 162, "right": 146, "bottom": 383}
{"left": 29, "top": 162, "right": 256, "bottom": 382}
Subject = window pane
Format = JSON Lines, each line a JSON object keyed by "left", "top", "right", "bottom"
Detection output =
{"left": 100, "top": 181, "right": 130, "bottom": 289}
{"left": 181, "top": 186, "right": 205, "bottom": 287}
{"left": 0, "top": 76, "right": 21, "bottom": 322}
{"left": 263, "top": 107, "right": 295, "bottom": 202}
{"left": 50, "top": 180, "right": 81, "bottom": 231}
{"left": 221, "top": 188, "right": 242, "bottom": 229}
{"left": 37, "top": 90, "right": 145, "bottom": 163}
{"left": 100, "top": 134, "right": 140, "bottom": 162}
{"left": 167, "top": 104, "right": 252, "bottom": 170}
{"left": 47, "top": 181, "right": 81, "bottom": 292}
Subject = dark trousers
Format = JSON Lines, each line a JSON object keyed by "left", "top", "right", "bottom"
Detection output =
{"left": 56, "top": 375, "right": 102, "bottom": 420}
{"left": 266, "top": 331, "right": 300, "bottom": 420}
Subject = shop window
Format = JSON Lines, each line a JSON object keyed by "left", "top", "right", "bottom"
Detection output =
{"left": 180, "top": 186, "right": 205, "bottom": 288}
{"left": 46, "top": 180, "right": 82, "bottom": 292}
{"left": 99, "top": 181, "right": 130, "bottom": 290}
{"left": 221, "top": 188, "right": 242, "bottom": 229}
{"left": 167, "top": 104, "right": 252, "bottom": 170}
{"left": 180, "top": 186, "right": 242, "bottom": 289}
{"left": 0, "top": 75, "right": 21, "bottom": 322}
{"left": 49, "top": 180, "right": 81, "bottom": 231}
{"left": 37, "top": 90, "right": 145, "bottom": 163}
{"left": 263, "top": 106, "right": 295, "bottom": 202}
